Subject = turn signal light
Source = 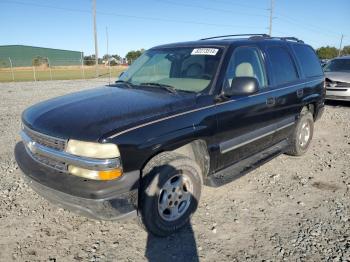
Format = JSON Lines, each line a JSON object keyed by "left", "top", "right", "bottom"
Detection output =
{"left": 68, "top": 166, "right": 123, "bottom": 181}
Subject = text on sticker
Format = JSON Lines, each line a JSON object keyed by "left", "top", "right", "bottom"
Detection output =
{"left": 191, "top": 48, "right": 219, "bottom": 56}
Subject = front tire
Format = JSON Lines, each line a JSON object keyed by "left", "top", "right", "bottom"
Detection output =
{"left": 139, "top": 152, "right": 202, "bottom": 237}
{"left": 286, "top": 109, "right": 314, "bottom": 156}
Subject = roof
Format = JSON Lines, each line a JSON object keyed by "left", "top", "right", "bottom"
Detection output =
{"left": 151, "top": 35, "right": 308, "bottom": 50}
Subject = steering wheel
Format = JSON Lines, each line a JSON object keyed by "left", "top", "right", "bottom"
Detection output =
{"left": 201, "top": 74, "right": 212, "bottom": 80}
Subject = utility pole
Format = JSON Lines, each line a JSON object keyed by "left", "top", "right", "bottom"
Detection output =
{"left": 338, "top": 34, "right": 344, "bottom": 57}
{"left": 269, "top": 0, "right": 274, "bottom": 36}
{"left": 8, "top": 57, "right": 14, "bottom": 81}
{"left": 106, "top": 26, "right": 111, "bottom": 85}
{"left": 92, "top": 0, "right": 99, "bottom": 77}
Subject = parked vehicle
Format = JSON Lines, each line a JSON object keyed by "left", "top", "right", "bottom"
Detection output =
{"left": 15, "top": 34, "right": 325, "bottom": 236}
{"left": 324, "top": 56, "right": 350, "bottom": 101}
{"left": 320, "top": 59, "right": 329, "bottom": 67}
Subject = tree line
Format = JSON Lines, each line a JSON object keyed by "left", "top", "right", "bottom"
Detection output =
{"left": 316, "top": 45, "right": 350, "bottom": 59}
{"left": 84, "top": 49, "right": 145, "bottom": 65}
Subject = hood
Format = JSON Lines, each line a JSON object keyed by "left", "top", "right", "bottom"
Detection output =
{"left": 325, "top": 71, "right": 350, "bottom": 83}
{"left": 22, "top": 86, "right": 196, "bottom": 141}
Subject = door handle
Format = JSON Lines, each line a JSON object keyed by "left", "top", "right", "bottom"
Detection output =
{"left": 266, "top": 97, "right": 276, "bottom": 107}
{"left": 296, "top": 89, "right": 304, "bottom": 98}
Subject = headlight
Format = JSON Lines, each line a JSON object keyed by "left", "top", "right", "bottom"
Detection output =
{"left": 66, "top": 139, "right": 120, "bottom": 158}
{"left": 66, "top": 140, "right": 122, "bottom": 180}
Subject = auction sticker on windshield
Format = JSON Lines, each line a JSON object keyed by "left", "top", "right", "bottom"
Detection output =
{"left": 191, "top": 48, "right": 219, "bottom": 56}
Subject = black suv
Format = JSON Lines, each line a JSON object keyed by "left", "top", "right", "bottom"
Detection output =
{"left": 15, "top": 34, "right": 325, "bottom": 236}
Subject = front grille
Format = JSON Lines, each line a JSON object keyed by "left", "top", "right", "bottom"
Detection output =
{"left": 22, "top": 125, "right": 68, "bottom": 172}
{"left": 23, "top": 125, "right": 66, "bottom": 151}
{"left": 30, "top": 152, "right": 67, "bottom": 172}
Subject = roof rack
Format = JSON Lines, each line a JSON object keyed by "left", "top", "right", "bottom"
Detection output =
{"left": 200, "top": 34, "right": 270, "bottom": 41}
{"left": 200, "top": 34, "right": 304, "bottom": 43}
{"left": 276, "top": 37, "right": 304, "bottom": 43}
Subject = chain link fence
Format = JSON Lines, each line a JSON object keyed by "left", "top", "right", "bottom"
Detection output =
{"left": 0, "top": 57, "right": 127, "bottom": 82}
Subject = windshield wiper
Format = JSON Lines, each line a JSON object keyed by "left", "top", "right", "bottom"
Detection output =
{"left": 114, "top": 80, "right": 134, "bottom": 88}
{"left": 140, "top": 82, "right": 178, "bottom": 94}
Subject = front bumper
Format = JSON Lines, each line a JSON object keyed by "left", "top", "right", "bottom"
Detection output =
{"left": 326, "top": 88, "right": 350, "bottom": 101}
{"left": 15, "top": 142, "right": 139, "bottom": 220}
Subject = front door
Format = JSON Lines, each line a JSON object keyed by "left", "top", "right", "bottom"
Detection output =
{"left": 215, "top": 45, "right": 282, "bottom": 171}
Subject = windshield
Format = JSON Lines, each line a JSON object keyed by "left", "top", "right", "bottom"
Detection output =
{"left": 324, "top": 59, "right": 350, "bottom": 72}
{"left": 118, "top": 47, "right": 223, "bottom": 93}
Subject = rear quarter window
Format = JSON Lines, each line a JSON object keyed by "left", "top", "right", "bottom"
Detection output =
{"left": 266, "top": 46, "right": 299, "bottom": 85}
{"left": 292, "top": 44, "right": 323, "bottom": 78}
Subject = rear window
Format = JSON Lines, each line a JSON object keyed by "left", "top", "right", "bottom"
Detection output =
{"left": 292, "top": 45, "right": 323, "bottom": 77}
{"left": 266, "top": 46, "right": 299, "bottom": 85}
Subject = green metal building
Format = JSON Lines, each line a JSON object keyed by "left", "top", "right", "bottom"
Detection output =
{"left": 0, "top": 45, "right": 83, "bottom": 67}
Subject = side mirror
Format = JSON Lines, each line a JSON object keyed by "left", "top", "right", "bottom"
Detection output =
{"left": 224, "top": 77, "right": 259, "bottom": 97}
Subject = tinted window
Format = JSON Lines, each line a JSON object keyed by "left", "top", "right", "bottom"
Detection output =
{"left": 324, "top": 59, "right": 350, "bottom": 72}
{"left": 224, "top": 47, "right": 267, "bottom": 89}
{"left": 293, "top": 45, "right": 323, "bottom": 77}
{"left": 267, "top": 46, "right": 298, "bottom": 85}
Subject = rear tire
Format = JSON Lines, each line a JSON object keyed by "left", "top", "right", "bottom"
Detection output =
{"left": 139, "top": 152, "right": 202, "bottom": 237}
{"left": 286, "top": 109, "right": 314, "bottom": 156}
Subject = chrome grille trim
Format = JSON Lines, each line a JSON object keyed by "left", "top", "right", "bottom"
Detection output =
{"left": 23, "top": 125, "right": 67, "bottom": 151}
{"left": 21, "top": 131, "right": 120, "bottom": 172}
{"left": 23, "top": 145, "right": 68, "bottom": 172}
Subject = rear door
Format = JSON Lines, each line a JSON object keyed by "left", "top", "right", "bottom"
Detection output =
{"left": 290, "top": 43, "right": 325, "bottom": 106}
{"left": 261, "top": 43, "right": 303, "bottom": 144}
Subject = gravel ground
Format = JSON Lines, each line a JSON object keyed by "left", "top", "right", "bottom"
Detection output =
{"left": 0, "top": 79, "right": 349, "bottom": 262}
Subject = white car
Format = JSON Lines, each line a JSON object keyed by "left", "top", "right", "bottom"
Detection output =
{"left": 324, "top": 56, "right": 350, "bottom": 101}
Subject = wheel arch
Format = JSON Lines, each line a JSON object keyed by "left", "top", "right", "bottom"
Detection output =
{"left": 141, "top": 139, "right": 210, "bottom": 181}
{"left": 300, "top": 103, "right": 316, "bottom": 119}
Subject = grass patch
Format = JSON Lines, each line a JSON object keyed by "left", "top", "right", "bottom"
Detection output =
{"left": 0, "top": 65, "right": 127, "bottom": 82}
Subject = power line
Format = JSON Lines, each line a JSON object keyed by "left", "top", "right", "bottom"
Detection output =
{"left": 0, "top": 0, "right": 267, "bottom": 29}
{"left": 276, "top": 16, "right": 340, "bottom": 39}
{"left": 153, "top": 0, "right": 268, "bottom": 17}
{"left": 275, "top": 12, "right": 340, "bottom": 37}
{"left": 204, "top": 0, "right": 268, "bottom": 11}
{"left": 174, "top": 0, "right": 267, "bottom": 11}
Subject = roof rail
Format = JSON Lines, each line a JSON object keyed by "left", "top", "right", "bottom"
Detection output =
{"left": 272, "top": 37, "right": 304, "bottom": 43}
{"left": 199, "top": 34, "right": 304, "bottom": 43}
{"left": 200, "top": 34, "right": 270, "bottom": 41}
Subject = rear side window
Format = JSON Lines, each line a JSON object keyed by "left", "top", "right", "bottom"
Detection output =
{"left": 292, "top": 45, "right": 323, "bottom": 77}
{"left": 266, "top": 46, "right": 298, "bottom": 85}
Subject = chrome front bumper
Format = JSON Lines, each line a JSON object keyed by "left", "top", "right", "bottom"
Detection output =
{"left": 15, "top": 142, "right": 139, "bottom": 220}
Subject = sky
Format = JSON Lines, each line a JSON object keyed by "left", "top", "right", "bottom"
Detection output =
{"left": 0, "top": 0, "right": 349, "bottom": 57}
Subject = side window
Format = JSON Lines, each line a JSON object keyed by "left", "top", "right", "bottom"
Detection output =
{"left": 225, "top": 47, "right": 267, "bottom": 89}
{"left": 292, "top": 44, "right": 323, "bottom": 78}
{"left": 266, "top": 46, "right": 298, "bottom": 85}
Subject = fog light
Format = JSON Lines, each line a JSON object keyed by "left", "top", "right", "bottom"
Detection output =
{"left": 68, "top": 166, "right": 123, "bottom": 180}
